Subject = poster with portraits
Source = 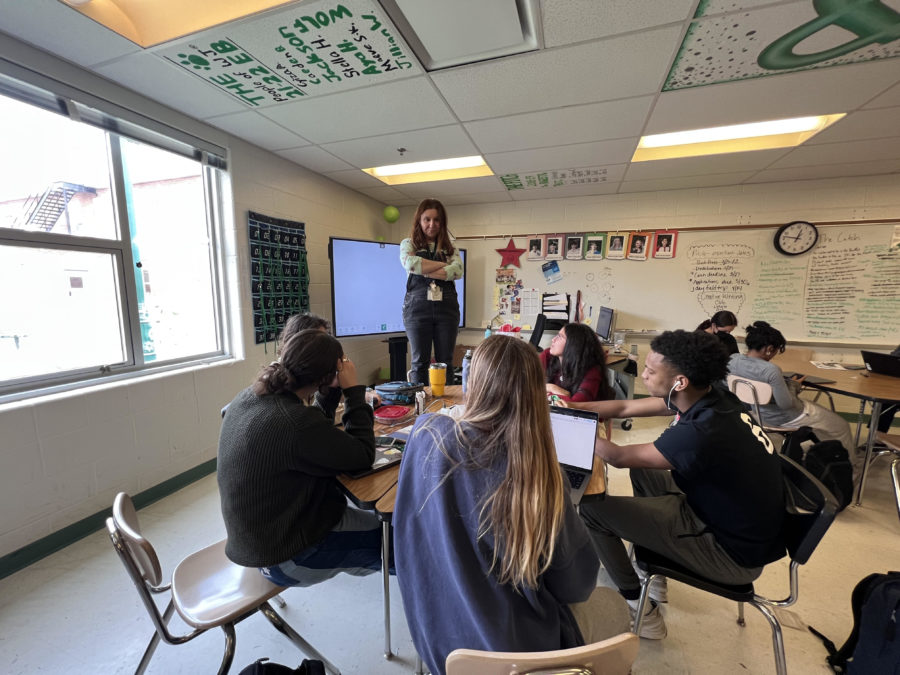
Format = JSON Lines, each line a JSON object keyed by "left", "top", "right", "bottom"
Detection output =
{"left": 627, "top": 232, "right": 651, "bottom": 260}
{"left": 653, "top": 230, "right": 678, "bottom": 258}
{"left": 584, "top": 233, "right": 605, "bottom": 260}
{"left": 526, "top": 235, "right": 545, "bottom": 260}
{"left": 606, "top": 232, "right": 626, "bottom": 260}
{"left": 545, "top": 235, "right": 563, "bottom": 260}
{"left": 565, "top": 234, "right": 584, "bottom": 260}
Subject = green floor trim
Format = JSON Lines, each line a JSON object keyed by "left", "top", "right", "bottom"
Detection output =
{"left": 0, "top": 458, "right": 217, "bottom": 581}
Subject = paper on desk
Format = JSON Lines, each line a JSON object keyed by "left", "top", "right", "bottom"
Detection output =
{"left": 386, "top": 424, "right": 416, "bottom": 441}
{"left": 810, "top": 361, "right": 847, "bottom": 370}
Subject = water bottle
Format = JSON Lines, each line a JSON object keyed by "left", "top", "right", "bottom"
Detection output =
{"left": 461, "top": 349, "right": 473, "bottom": 394}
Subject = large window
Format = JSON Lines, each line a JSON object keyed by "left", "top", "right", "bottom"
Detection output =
{"left": 0, "top": 74, "right": 228, "bottom": 400}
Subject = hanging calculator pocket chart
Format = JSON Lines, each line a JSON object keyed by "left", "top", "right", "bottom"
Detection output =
{"left": 463, "top": 223, "right": 899, "bottom": 345}
{"left": 248, "top": 211, "right": 310, "bottom": 345}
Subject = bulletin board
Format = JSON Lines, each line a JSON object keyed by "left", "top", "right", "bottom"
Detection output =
{"left": 461, "top": 223, "right": 900, "bottom": 346}
{"left": 248, "top": 211, "right": 310, "bottom": 345}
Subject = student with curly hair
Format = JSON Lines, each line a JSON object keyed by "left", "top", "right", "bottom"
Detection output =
{"left": 728, "top": 320, "right": 857, "bottom": 471}
{"left": 217, "top": 329, "right": 385, "bottom": 587}
{"left": 572, "top": 330, "right": 785, "bottom": 640}
{"left": 395, "top": 337, "right": 630, "bottom": 675}
{"left": 541, "top": 322, "right": 613, "bottom": 402}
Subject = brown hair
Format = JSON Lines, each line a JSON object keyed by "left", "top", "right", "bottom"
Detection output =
{"left": 253, "top": 329, "right": 342, "bottom": 396}
{"left": 408, "top": 198, "right": 454, "bottom": 257}
{"left": 447, "top": 336, "right": 565, "bottom": 589}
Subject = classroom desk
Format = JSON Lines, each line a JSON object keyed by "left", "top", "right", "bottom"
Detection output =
{"left": 773, "top": 354, "right": 900, "bottom": 505}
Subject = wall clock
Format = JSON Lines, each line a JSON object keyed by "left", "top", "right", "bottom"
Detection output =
{"left": 774, "top": 220, "right": 818, "bottom": 256}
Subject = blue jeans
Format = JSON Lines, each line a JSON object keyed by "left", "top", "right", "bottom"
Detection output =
{"left": 402, "top": 291, "right": 459, "bottom": 385}
{"left": 261, "top": 506, "right": 389, "bottom": 587}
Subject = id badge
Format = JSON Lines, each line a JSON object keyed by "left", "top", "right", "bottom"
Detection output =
{"left": 427, "top": 281, "right": 442, "bottom": 302}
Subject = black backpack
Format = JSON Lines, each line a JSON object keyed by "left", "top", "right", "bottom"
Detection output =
{"left": 809, "top": 572, "right": 900, "bottom": 673}
{"left": 238, "top": 658, "right": 326, "bottom": 675}
{"left": 781, "top": 427, "right": 854, "bottom": 511}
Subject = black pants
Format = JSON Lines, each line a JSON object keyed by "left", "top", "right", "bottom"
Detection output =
{"left": 402, "top": 291, "right": 459, "bottom": 385}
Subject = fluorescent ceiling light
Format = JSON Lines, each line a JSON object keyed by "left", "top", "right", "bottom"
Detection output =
{"left": 363, "top": 156, "right": 493, "bottom": 185}
{"left": 632, "top": 114, "right": 846, "bottom": 162}
{"left": 59, "top": 0, "right": 295, "bottom": 47}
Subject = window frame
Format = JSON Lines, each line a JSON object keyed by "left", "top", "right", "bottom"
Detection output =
{"left": 0, "top": 65, "right": 232, "bottom": 403}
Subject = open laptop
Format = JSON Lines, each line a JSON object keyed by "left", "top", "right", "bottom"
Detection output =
{"left": 344, "top": 436, "right": 405, "bottom": 478}
{"left": 550, "top": 406, "right": 600, "bottom": 504}
{"left": 861, "top": 350, "right": 900, "bottom": 378}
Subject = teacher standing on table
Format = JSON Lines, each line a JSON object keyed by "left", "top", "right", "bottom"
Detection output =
{"left": 400, "top": 198, "right": 464, "bottom": 385}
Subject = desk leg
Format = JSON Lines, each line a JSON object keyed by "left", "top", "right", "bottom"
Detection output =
{"left": 853, "top": 400, "right": 867, "bottom": 448}
{"left": 855, "top": 401, "right": 882, "bottom": 507}
{"left": 381, "top": 519, "right": 392, "bottom": 659}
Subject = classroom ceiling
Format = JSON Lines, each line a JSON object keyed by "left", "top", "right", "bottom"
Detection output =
{"left": 2, "top": 0, "right": 900, "bottom": 206}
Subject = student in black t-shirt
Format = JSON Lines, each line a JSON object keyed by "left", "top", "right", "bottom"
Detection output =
{"left": 570, "top": 330, "right": 784, "bottom": 640}
{"left": 696, "top": 310, "right": 739, "bottom": 355}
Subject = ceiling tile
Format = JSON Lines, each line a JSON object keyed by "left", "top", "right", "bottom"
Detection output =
{"left": 320, "top": 125, "right": 476, "bottom": 167}
{"left": 624, "top": 149, "right": 790, "bottom": 181}
{"left": 464, "top": 96, "right": 655, "bottom": 153}
{"left": 863, "top": 82, "right": 900, "bottom": 109}
{"left": 430, "top": 26, "right": 683, "bottom": 121}
{"left": 433, "top": 192, "right": 514, "bottom": 205}
{"left": 275, "top": 146, "right": 354, "bottom": 173}
{"left": 322, "top": 169, "right": 388, "bottom": 189}
{"left": 767, "top": 138, "right": 900, "bottom": 169}
{"left": 258, "top": 77, "right": 456, "bottom": 144}
{"left": 745, "top": 160, "right": 900, "bottom": 184}
{"left": 96, "top": 53, "right": 247, "bottom": 120}
{"left": 0, "top": 0, "right": 140, "bottom": 68}
{"left": 206, "top": 110, "right": 311, "bottom": 150}
{"left": 485, "top": 140, "right": 637, "bottom": 174}
{"left": 618, "top": 172, "right": 757, "bottom": 193}
{"left": 806, "top": 108, "right": 900, "bottom": 145}
{"left": 542, "top": 0, "right": 695, "bottom": 47}
{"left": 646, "top": 59, "right": 900, "bottom": 135}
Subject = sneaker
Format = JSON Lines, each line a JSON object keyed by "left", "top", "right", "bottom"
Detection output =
{"left": 627, "top": 598, "right": 667, "bottom": 640}
{"left": 632, "top": 562, "right": 669, "bottom": 603}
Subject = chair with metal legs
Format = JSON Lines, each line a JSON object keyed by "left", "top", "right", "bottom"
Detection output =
{"left": 633, "top": 454, "right": 837, "bottom": 675}
{"left": 874, "top": 432, "right": 900, "bottom": 523}
{"left": 727, "top": 375, "right": 797, "bottom": 444}
{"left": 108, "top": 492, "right": 341, "bottom": 675}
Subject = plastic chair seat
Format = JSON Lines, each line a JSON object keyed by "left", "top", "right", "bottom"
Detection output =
{"left": 633, "top": 545, "right": 755, "bottom": 603}
{"left": 171, "top": 540, "right": 283, "bottom": 630}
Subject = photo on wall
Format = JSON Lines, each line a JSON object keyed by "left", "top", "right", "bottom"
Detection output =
{"left": 545, "top": 235, "right": 563, "bottom": 260}
{"left": 627, "top": 232, "right": 651, "bottom": 261}
{"left": 565, "top": 234, "right": 584, "bottom": 260}
{"left": 527, "top": 235, "right": 545, "bottom": 260}
{"left": 584, "top": 233, "right": 606, "bottom": 260}
{"left": 607, "top": 232, "right": 626, "bottom": 260}
{"left": 653, "top": 230, "right": 677, "bottom": 258}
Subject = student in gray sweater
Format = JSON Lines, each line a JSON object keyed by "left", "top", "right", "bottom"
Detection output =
{"left": 218, "top": 329, "right": 383, "bottom": 587}
{"left": 727, "top": 321, "right": 858, "bottom": 475}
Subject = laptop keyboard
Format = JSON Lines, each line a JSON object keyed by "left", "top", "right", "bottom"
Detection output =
{"left": 566, "top": 469, "right": 585, "bottom": 489}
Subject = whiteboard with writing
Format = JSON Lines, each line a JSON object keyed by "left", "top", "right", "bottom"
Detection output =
{"left": 461, "top": 223, "right": 899, "bottom": 346}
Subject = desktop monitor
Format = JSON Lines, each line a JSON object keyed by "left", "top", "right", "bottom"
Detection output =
{"left": 595, "top": 306, "right": 615, "bottom": 343}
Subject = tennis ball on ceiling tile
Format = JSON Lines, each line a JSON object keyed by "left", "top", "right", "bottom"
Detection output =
{"left": 383, "top": 205, "right": 400, "bottom": 223}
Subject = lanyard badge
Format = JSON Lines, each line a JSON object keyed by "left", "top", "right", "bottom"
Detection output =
{"left": 427, "top": 280, "right": 442, "bottom": 302}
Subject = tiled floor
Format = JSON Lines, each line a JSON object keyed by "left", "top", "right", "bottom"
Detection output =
{"left": 1, "top": 417, "right": 898, "bottom": 674}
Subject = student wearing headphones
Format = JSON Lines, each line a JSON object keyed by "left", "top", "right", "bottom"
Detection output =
{"left": 570, "top": 330, "right": 785, "bottom": 640}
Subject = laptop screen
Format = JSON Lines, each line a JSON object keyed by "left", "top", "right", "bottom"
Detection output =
{"left": 549, "top": 406, "right": 599, "bottom": 470}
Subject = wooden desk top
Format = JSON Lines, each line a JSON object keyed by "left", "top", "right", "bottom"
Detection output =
{"left": 340, "top": 383, "right": 608, "bottom": 514}
{"left": 773, "top": 354, "right": 900, "bottom": 404}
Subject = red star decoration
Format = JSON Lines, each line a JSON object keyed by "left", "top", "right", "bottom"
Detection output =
{"left": 496, "top": 238, "right": 526, "bottom": 268}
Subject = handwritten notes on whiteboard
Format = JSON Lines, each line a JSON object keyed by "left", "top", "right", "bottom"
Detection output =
{"left": 693, "top": 227, "right": 900, "bottom": 343}
{"left": 159, "top": 0, "right": 417, "bottom": 107}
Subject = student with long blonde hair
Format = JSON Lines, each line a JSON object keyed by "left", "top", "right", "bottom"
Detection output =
{"left": 394, "top": 336, "right": 629, "bottom": 675}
